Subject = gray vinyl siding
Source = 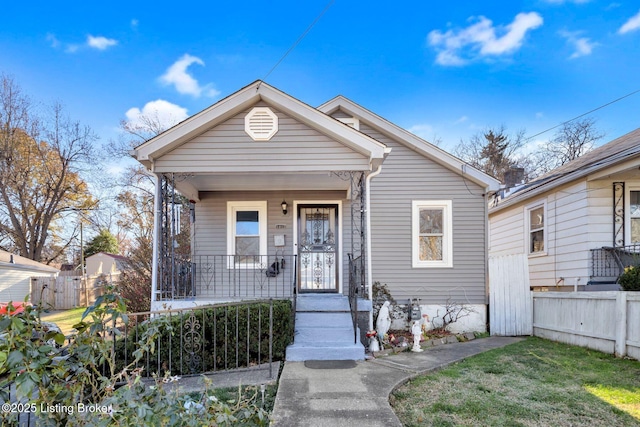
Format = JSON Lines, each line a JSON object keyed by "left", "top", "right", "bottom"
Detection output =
{"left": 154, "top": 103, "right": 369, "bottom": 173}
{"left": 359, "top": 123, "right": 489, "bottom": 305}
{"left": 193, "top": 190, "right": 353, "bottom": 298}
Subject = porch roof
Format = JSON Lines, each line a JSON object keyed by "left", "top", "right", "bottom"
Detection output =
{"left": 131, "top": 81, "right": 389, "bottom": 172}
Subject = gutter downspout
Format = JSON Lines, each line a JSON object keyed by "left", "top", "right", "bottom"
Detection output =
{"left": 366, "top": 164, "right": 383, "bottom": 330}
{"left": 151, "top": 168, "right": 162, "bottom": 307}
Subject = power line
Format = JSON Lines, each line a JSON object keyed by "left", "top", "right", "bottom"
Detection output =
{"left": 260, "top": 0, "right": 335, "bottom": 83}
{"left": 525, "top": 88, "right": 640, "bottom": 142}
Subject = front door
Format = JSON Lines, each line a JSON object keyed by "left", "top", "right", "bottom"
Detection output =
{"left": 298, "top": 205, "right": 339, "bottom": 292}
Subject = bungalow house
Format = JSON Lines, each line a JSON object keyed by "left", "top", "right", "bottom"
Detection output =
{"left": 131, "top": 81, "right": 500, "bottom": 360}
{"left": 0, "top": 250, "right": 59, "bottom": 303}
{"left": 489, "top": 128, "right": 640, "bottom": 293}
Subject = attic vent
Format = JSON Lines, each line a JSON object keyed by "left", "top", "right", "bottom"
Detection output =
{"left": 337, "top": 117, "right": 359, "bottom": 130}
{"left": 245, "top": 107, "right": 279, "bottom": 141}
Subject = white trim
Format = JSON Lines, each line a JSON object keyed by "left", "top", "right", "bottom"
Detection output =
{"left": 412, "top": 200, "right": 453, "bottom": 268}
{"left": 366, "top": 166, "right": 383, "bottom": 330}
{"left": 525, "top": 200, "right": 547, "bottom": 257}
{"left": 293, "top": 200, "right": 343, "bottom": 293}
{"left": 318, "top": 96, "right": 500, "bottom": 192}
{"left": 227, "top": 201, "right": 268, "bottom": 268}
{"left": 626, "top": 184, "right": 640, "bottom": 245}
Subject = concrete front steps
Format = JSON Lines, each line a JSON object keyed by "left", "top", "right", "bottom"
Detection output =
{"left": 285, "top": 294, "right": 365, "bottom": 361}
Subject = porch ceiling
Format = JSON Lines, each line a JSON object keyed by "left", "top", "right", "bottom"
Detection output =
{"left": 177, "top": 172, "right": 352, "bottom": 195}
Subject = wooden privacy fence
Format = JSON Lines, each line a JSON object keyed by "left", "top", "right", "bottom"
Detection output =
{"left": 489, "top": 254, "right": 533, "bottom": 336}
{"left": 532, "top": 291, "right": 640, "bottom": 360}
{"left": 31, "top": 273, "right": 121, "bottom": 309}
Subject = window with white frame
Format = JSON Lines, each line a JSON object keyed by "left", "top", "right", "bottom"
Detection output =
{"left": 527, "top": 203, "right": 546, "bottom": 255}
{"left": 412, "top": 200, "right": 453, "bottom": 268}
{"left": 630, "top": 190, "right": 640, "bottom": 244}
{"left": 227, "top": 201, "right": 267, "bottom": 266}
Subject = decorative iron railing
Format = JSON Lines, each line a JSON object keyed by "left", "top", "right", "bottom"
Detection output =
{"left": 157, "top": 255, "right": 297, "bottom": 301}
{"left": 590, "top": 244, "right": 640, "bottom": 283}
{"left": 117, "top": 300, "right": 285, "bottom": 378}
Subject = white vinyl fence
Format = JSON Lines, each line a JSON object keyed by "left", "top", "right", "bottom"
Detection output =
{"left": 489, "top": 254, "right": 533, "bottom": 336}
{"left": 532, "top": 292, "right": 640, "bottom": 360}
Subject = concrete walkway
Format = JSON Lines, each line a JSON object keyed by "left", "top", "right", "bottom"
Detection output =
{"left": 271, "top": 336, "right": 523, "bottom": 427}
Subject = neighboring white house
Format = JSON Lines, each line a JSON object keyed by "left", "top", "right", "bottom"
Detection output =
{"left": 131, "top": 81, "right": 500, "bottom": 360}
{"left": 489, "top": 127, "right": 640, "bottom": 291}
{"left": 85, "top": 252, "right": 129, "bottom": 277}
{"left": 0, "top": 250, "right": 59, "bottom": 303}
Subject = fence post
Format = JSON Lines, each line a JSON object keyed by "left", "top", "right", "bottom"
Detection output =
{"left": 269, "top": 299, "right": 273, "bottom": 379}
{"left": 615, "top": 292, "right": 627, "bottom": 357}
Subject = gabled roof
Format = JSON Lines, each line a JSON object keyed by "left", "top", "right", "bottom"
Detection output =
{"left": 491, "top": 127, "right": 640, "bottom": 212}
{"left": 0, "top": 250, "right": 59, "bottom": 274}
{"left": 318, "top": 96, "right": 501, "bottom": 192}
{"left": 132, "top": 80, "right": 388, "bottom": 170}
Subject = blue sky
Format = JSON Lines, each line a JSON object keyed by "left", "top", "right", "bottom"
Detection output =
{"left": 2, "top": 0, "right": 640, "bottom": 155}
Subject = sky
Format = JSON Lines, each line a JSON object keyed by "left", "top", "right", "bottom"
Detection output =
{"left": 2, "top": 0, "right": 640, "bottom": 159}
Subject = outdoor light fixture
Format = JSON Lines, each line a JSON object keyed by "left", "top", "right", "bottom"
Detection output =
{"left": 281, "top": 200, "right": 288, "bottom": 215}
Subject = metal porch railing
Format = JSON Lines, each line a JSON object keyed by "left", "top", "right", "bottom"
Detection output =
{"left": 158, "top": 254, "right": 297, "bottom": 301}
{"left": 590, "top": 244, "right": 640, "bottom": 284}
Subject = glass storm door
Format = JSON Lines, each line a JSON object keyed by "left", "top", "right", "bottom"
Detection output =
{"left": 298, "top": 205, "right": 338, "bottom": 292}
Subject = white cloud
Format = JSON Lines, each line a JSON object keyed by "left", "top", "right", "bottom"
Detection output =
{"left": 125, "top": 100, "right": 189, "bottom": 131}
{"left": 619, "top": 10, "right": 640, "bottom": 34}
{"left": 428, "top": 12, "right": 543, "bottom": 66}
{"left": 535, "top": 112, "right": 544, "bottom": 119}
{"left": 159, "top": 54, "right": 220, "bottom": 98}
{"left": 131, "top": 19, "right": 139, "bottom": 29}
{"left": 559, "top": 30, "right": 598, "bottom": 58}
{"left": 87, "top": 35, "right": 118, "bottom": 50}
{"left": 65, "top": 44, "right": 80, "bottom": 54}
{"left": 454, "top": 116, "right": 468, "bottom": 124}
{"left": 46, "top": 33, "right": 60, "bottom": 48}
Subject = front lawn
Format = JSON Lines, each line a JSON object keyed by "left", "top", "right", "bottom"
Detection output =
{"left": 391, "top": 337, "right": 640, "bottom": 426}
{"left": 39, "top": 307, "right": 85, "bottom": 335}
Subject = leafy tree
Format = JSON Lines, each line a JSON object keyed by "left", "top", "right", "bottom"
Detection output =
{"left": 84, "top": 229, "right": 119, "bottom": 258}
{"left": 0, "top": 75, "right": 96, "bottom": 262}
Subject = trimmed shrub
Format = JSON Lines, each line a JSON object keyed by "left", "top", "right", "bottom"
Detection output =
{"left": 114, "top": 300, "right": 293, "bottom": 376}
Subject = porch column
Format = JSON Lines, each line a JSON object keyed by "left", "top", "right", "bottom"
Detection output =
{"left": 151, "top": 172, "right": 163, "bottom": 302}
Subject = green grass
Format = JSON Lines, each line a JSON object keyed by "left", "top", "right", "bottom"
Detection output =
{"left": 39, "top": 307, "right": 86, "bottom": 335}
{"left": 391, "top": 337, "right": 640, "bottom": 426}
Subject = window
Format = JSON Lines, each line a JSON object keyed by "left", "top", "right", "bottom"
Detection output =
{"left": 527, "top": 203, "right": 546, "bottom": 255}
{"left": 631, "top": 190, "right": 640, "bottom": 244}
{"left": 227, "top": 202, "right": 267, "bottom": 266}
{"left": 412, "top": 200, "right": 453, "bottom": 268}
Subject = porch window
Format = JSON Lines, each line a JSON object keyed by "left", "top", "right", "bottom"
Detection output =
{"left": 227, "top": 201, "right": 267, "bottom": 266}
{"left": 631, "top": 190, "right": 640, "bottom": 243}
{"left": 412, "top": 200, "right": 453, "bottom": 268}
{"left": 527, "top": 202, "right": 546, "bottom": 255}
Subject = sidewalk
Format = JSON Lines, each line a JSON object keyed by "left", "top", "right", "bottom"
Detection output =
{"left": 271, "top": 336, "right": 523, "bottom": 427}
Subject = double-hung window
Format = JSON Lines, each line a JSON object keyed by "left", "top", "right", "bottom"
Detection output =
{"left": 412, "top": 200, "right": 453, "bottom": 268}
{"left": 227, "top": 201, "right": 267, "bottom": 267}
{"left": 630, "top": 190, "right": 640, "bottom": 244}
{"left": 527, "top": 202, "right": 546, "bottom": 255}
